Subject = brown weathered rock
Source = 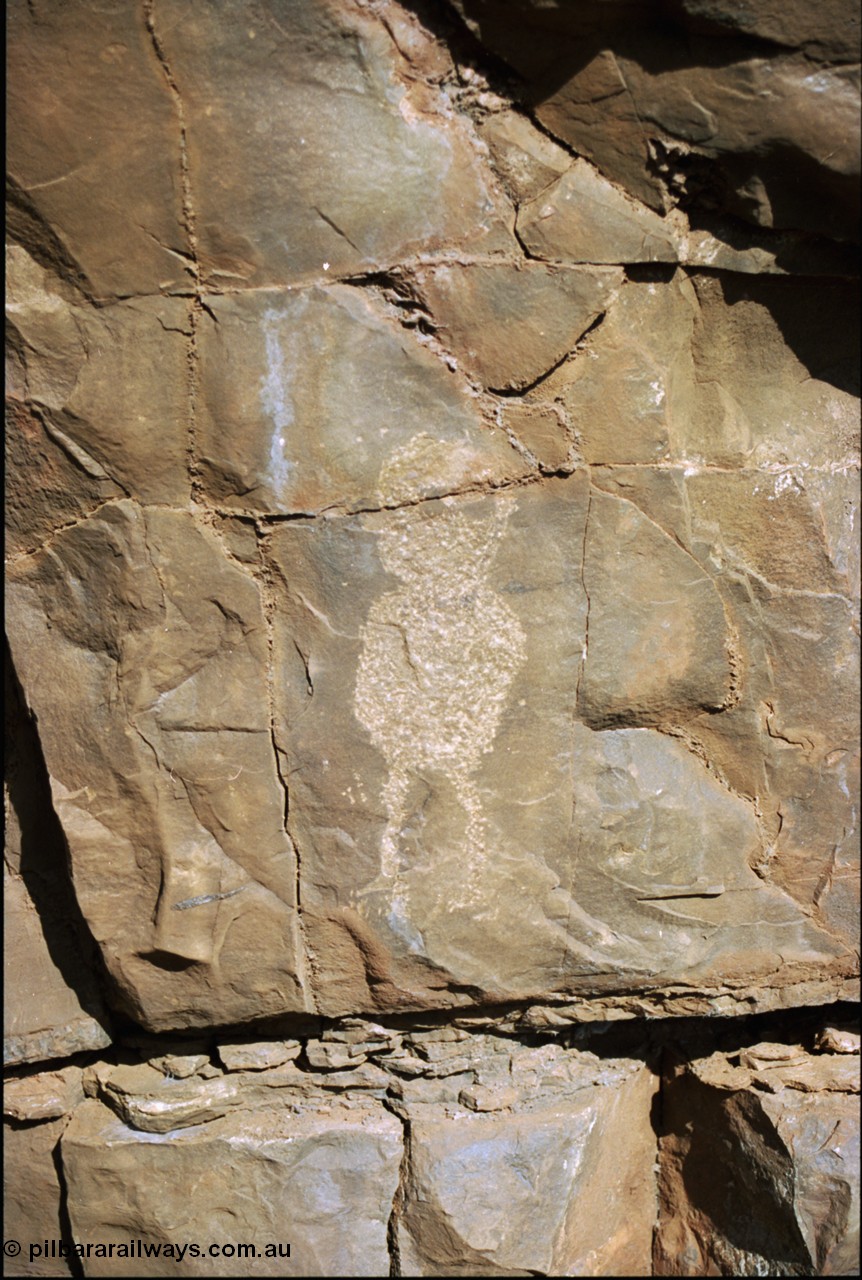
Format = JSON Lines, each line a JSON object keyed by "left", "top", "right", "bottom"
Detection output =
{"left": 518, "top": 161, "right": 679, "bottom": 264}
{"left": 149, "top": 1053, "right": 210, "bottom": 1080}
{"left": 588, "top": 460, "right": 860, "bottom": 956}
{"left": 195, "top": 285, "right": 529, "bottom": 514}
{"left": 816, "top": 1026, "right": 861, "bottom": 1055}
{"left": 216, "top": 1041, "right": 301, "bottom": 1073}
{"left": 4, "top": 0, "right": 861, "bottom": 1272}
{"left": 155, "top": 0, "right": 513, "bottom": 288}
{"left": 7, "top": 0, "right": 187, "bottom": 298}
{"left": 562, "top": 270, "right": 698, "bottom": 466}
{"left": 267, "top": 468, "right": 848, "bottom": 1018}
{"left": 500, "top": 403, "right": 572, "bottom": 472}
{"left": 678, "top": 0, "right": 861, "bottom": 62}
{"left": 453, "top": 0, "right": 861, "bottom": 240}
{"left": 3, "top": 870, "right": 111, "bottom": 1067}
{"left": 5, "top": 246, "right": 191, "bottom": 522}
{"left": 4, "top": 1115, "right": 72, "bottom": 1277}
{"left": 62, "top": 1096, "right": 402, "bottom": 1276}
{"left": 579, "top": 488, "right": 733, "bottom": 726}
{"left": 477, "top": 109, "right": 571, "bottom": 205}
{"left": 4, "top": 648, "right": 112, "bottom": 1068}
{"left": 397, "top": 1055, "right": 658, "bottom": 1275}
{"left": 4, "top": 1065, "right": 84, "bottom": 1123}
{"left": 3, "top": 1065, "right": 86, "bottom": 1277}
{"left": 412, "top": 261, "right": 622, "bottom": 390}
{"left": 6, "top": 501, "right": 308, "bottom": 1030}
{"left": 567, "top": 270, "right": 860, "bottom": 470}
{"left": 682, "top": 274, "right": 860, "bottom": 469}
{"left": 655, "top": 1044, "right": 861, "bottom": 1275}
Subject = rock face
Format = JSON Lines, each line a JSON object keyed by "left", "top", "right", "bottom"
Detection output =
{"left": 63, "top": 1098, "right": 402, "bottom": 1278}
{"left": 655, "top": 1039, "right": 861, "bottom": 1275}
{"left": 4, "top": 0, "right": 859, "bottom": 1274}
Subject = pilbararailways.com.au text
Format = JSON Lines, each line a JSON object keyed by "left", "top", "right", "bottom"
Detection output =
{"left": 6, "top": 1238, "right": 291, "bottom": 1265}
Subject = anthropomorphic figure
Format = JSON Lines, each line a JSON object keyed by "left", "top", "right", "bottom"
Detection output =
{"left": 355, "top": 436, "right": 525, "bottom": 909}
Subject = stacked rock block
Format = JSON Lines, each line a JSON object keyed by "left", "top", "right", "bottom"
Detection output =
{"left": 4, "top": 0, "right": 859, "bottom": 1274}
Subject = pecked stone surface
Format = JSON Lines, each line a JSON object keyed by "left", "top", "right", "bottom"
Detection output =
{"left": 268, "top": 465, "right": 851, "bottom": 1018}
{"left": 5, "top": 1, "right": 861, "bottom": 1275}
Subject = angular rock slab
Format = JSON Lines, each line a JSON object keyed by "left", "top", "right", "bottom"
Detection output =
{"left": 397, "top": 1057, "right": 657, "bottom": 1275}
{"left": 411, "top": 261, "right": 623, "bottom": 391}
{"left": 578, "top": 488, "right": 734, "bottom": 726}
{"left": 270, "top": 471, "right": 845, "bottom": 1018}
{"left": 196, "top": 286, "right": 529, "bottom": 514}
{"left": 62, "top": 1097, "right": 401, "bottom": 1277}
{"left": 156, "top": 0, "right": 512, "bottom": 287}
{"left": 5, "top": 640, "right": 112, "bottom": 1066}
{"left": 565, "top": 271, "right": 860, "bottom": 470}
{"left": 655, "top": 1046, "right": 861, "bottom": 1275}
{"left": 5, "top": 246, "right": 192, "bottom": 515}
{"left": 4, "top": 1114, "right": 74, "bottom": 1277}
{"left": 517, "top": 160, "right": 679, "bottom": 265}
{"left": 6, "top": 501, "right": 308, "bottom": 1030}
{"left": 7, "top": 0, "right": 187, "bottom": 298}
{"left": 589, "top": 464, "right": 860, "bottom": 951}
{"left": 3, "top": 871, "right": 110, "bottom": 1067}
{"left": 454, "top": 1, "right": 861, "bottom": 239}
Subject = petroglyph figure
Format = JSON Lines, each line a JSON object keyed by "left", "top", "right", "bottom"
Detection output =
{"left": 354, "top": 437, "right": 651, "bottom": 972}
{"left": 355, "top": 436, "right": 526, "bottom": 907}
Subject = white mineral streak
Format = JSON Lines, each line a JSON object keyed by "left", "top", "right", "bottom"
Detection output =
{"left": 260, "top": 306, "right": 302, "bottom": 493}
{"left": 355, "top": 436, "right": 526, "bottom": 912}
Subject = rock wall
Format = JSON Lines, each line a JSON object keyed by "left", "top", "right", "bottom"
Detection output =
{"left": 4, "top": 0, "right": 859, "bottom": 1275}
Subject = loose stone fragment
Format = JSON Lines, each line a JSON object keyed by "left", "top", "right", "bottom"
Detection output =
{"left": 816, "top": 1026, "right": 861, "bottom": 1055}
{"left": 149, "top": 1054, "right": 210, "bottom": 1080}
{"left": 458, "top": 1083, "right": 519, "bottom": 1112}
{"left": 305, "top": 1040, "right": 365, "bottom": 1071}
{"left": 216, "top": 1041, "right": 302, "bottom": 1072}
{"left": 3, "top": 1065, "right": 84, "bottom": 1122}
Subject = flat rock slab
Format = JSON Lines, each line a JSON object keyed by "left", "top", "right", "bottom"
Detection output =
{"left": 6, "top": 501, "right": 308, "bottom": 1029}
{"left": 398, "top": 1058, "right": 657, "bottom": 1276}
{"left": 62, "top": 1097, "right": 402, "bottom": 1277}
{"left": 195, "top": 286, "right": 528, "bottom": 514}
{"left": 269, "top": 472, "right": 849, "bottom": 1016}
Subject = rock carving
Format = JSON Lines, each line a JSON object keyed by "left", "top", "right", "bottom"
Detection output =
{"left": 355, "top": 436, "right": 526, "bottom": 909}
